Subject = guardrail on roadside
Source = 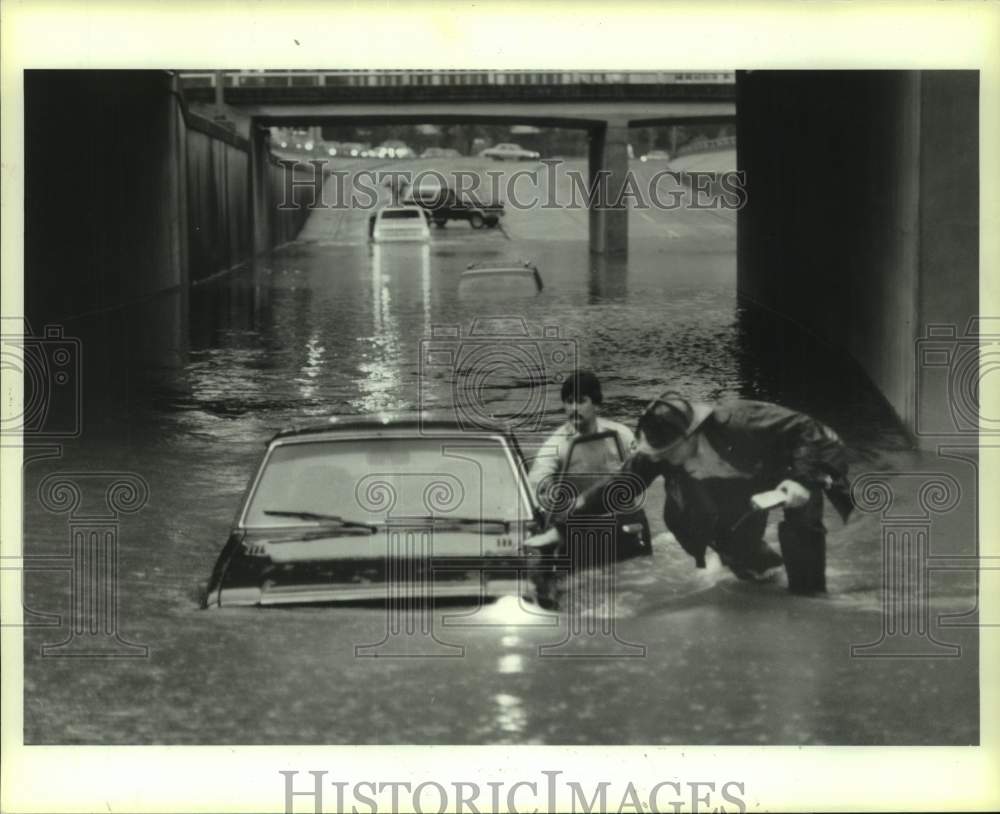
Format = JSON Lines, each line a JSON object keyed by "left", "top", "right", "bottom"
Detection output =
{"left": 673, "top": 135, "right": 737, "bottom": 158}
{"left": 178, "top": 70, "right": 736, "bottom": 89}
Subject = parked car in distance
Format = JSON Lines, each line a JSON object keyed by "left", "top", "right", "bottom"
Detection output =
{"left": 375, "top": 140, "right": 413, "bottom": 159}
{"left": 202, "top": 416, "right": 550, "bottom": 608}
{"left": 420, "top": 147, "right": 462, "bottom": 159}
{"left": 640, "top": 149, "right": 672, "bottom": 163}
{"left": 479, "top": 142, "right": 541, "bottom": 161}
{"left": 370, "top": 205, "right": 430, "bottom": 243}
{"left": 338, "top": 142, "right": 369, "bottom": 158}
{"left": 402, "top": 184, "right": 505, "bottom": 229}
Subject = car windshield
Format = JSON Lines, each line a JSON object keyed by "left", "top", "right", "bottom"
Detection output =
{"left": 244, "top": 435, "right": 530, "bottom": 527}
{"left": 380, "top": 209, "right": 422, "bottom": 220}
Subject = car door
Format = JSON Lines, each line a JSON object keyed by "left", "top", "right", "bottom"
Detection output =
{"left": 559, "top": 431, "right": 651, "bottom": 560}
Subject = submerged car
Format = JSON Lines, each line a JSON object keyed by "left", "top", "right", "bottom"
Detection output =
{"left": 203, "top": 417, "right": 649, "bottom": 608}
{"left": 479, "top": 142, "right": 540, "bottom": 161}
{"left": 459, "top": 261, "right": 543, "bottom": 293}
{"left": 203, "top": 416, "right": 548, "bottom": 607}
{"left": 370, "top": 205, "right": 431, "bottom": 243}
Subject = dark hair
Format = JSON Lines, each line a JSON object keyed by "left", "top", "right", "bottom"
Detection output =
{"left": 561, "top": 370, "right": 603, "bottom": 405}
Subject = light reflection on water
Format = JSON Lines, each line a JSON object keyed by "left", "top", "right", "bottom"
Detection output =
{"left": 497, "top": 653, "right": 525, "bottom": 674}
{"left": 493, "top": 693, "right": 527, "bottom": 736}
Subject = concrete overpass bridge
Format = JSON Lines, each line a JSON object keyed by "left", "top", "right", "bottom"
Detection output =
{"left": 182, "top": 70, "right": 737, "bottom": 255}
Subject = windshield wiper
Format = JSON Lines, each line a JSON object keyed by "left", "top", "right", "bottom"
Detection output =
{"left": 408, "top": 515, "right": 511, "bottom": 531}
{"left": 262, "top": 510, "right": 378, "bottom": 532}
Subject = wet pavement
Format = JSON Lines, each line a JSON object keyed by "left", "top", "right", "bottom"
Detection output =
{"left": 22, "top": 158, "right": 979, "bottom": 744}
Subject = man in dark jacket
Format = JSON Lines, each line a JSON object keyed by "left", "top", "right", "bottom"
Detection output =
{"left": 566, "top": 392, "right": 852, "bottom": 594}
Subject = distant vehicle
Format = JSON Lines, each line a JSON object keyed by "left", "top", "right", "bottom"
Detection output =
{"left": 461, "top": 261, "right": 543, "bottom": 292}
{"left": 479, "top": 142, "right": 540, "bottom": 161}
{"left": 370, "top": 206, "right": 430, "bottom": 243}
{"left": 420, "top": 147, "right": 462, "bottom": 159}
{"left": 375, "top": 140, "right": 413, "bottom": 159}
{"left": 402, "top": 185, "right": 505, "bottom": 229}
{"left": 339, "top": 142, "right": 368, "bottom": 158}
{"left": 640, "top": 150, "right": 671, "bottom": 163}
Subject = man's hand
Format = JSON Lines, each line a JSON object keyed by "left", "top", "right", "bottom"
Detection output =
{"left": 522, "top": 526, "right": 561, "bottom": 555}
{"left": 547, "top": 495, "right": 585, "bottom": 527}
{"left": 776, "top": 479, "right": 810, "bottom": 509}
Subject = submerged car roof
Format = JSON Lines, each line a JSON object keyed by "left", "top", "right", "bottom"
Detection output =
{"left": 270, "top": 413, "right": 518, "bottom": 443}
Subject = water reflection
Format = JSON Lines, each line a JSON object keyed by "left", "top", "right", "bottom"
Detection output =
{"left": 296, "top": 332, "right": 326, "bottom": 411}
{"left": 357, "top": 249, "right": 403, "bottom": 413}
{"left": 497, "top": 653, "right": 524, "bottom": 674}
{"left": 588, "top": 254, "right": 629, "bottom": 303}
{"left": 355, "top": 243, "right": 432, "bottom": 414}
{"left": 493, "top": 693, "right": 527, "bottom": 737}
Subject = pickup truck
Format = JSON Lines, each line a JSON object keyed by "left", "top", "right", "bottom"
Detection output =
{"left": 402, "top": 185, "right": 505, "bottom": 229}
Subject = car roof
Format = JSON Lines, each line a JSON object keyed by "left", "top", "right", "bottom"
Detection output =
{"left": 270, "top": 413, "right": 518, "bottom": 443}
{"left": 377, "top": 205, "right": 423, "bottom": 214}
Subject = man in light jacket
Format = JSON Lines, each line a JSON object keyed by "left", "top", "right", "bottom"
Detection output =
{"left": 527, "top": 370, "right": 636, "bottom": 504}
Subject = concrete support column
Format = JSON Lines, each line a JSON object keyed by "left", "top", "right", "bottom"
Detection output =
{"left": 588, "top": 120, "right": 630, "bottom": 256}
{"left": 250, "top": 126, "right": 272, "bottom": 256}
{"left": 213, "top": 71, "right": 225, "bottom": 107}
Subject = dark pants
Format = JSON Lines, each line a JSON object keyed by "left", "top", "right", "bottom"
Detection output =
{"left": 778, "top": 490, "right": 827, "bottom": 594}
{"left": 665, "top": 485, "right": 827, "bottom": 594}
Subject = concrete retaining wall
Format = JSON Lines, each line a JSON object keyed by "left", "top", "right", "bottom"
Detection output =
{"left": 736, "top": 70, "right": 978, "bottom": 445}
{"left": 25, "top": 70, "right": 310, "bottom": 323}
{"left": 186, "top": 126, "right": 252, "bottom": 282}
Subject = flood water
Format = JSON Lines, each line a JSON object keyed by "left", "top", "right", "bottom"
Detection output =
{"left": 22, "top": 160, "right": 979, "bottom": 744}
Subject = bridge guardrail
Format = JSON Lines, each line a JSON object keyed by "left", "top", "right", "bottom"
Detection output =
{"left": 178, "top": 70, "right": 735, "bottom": 89}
